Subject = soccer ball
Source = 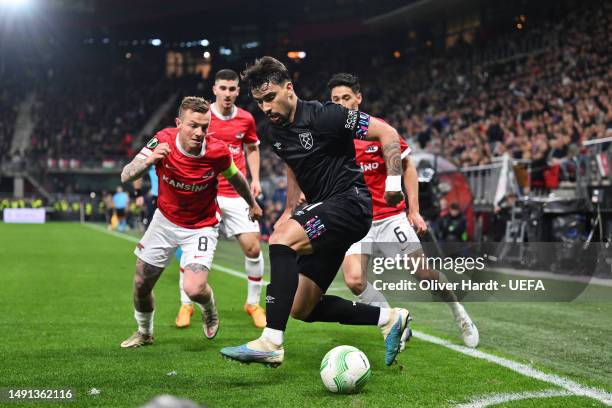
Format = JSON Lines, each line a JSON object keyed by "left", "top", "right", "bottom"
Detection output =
{"left": 320, "top": 345, "right": 372, "bottom": 394}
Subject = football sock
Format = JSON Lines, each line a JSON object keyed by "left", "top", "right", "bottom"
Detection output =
{"left": 265, "top": 244, "right": 299, "bottom": 331}
{"left": 178, "top": 272, "right": 192, "bottom": 305}
{"left": 262, "top": 327, "right": 284, "bottom": 346}
{"left": 135, "top": 310, "right": 154, "bottom": 335}
{"left": 377, "top": 307, "right": 391, "bottom": 327}
{"left": 449, "top": 302, "right": 466, "bottom": 320}
{"left": 303, "top": 295, "right": 380, "bottom": 325}
{"left": 357, "top": 281, "right": 391, "bottom": 308}
{"left": 245, "top": 253, "right": 264, "bottom": 305}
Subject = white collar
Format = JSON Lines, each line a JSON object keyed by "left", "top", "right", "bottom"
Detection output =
{"left": 175, "top": 133, "right": 206, "bottom": 158}
{"left": 211, "top": 103, "right": 238, "bottom": 120}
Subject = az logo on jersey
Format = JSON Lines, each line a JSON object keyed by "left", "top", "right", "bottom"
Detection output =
{"left": 366, "top": 145, "right": 379, "bottom": 154}
{"left": 299, "top": 132, "right": 313, "bottom": 150}
{"left": 202, "top": 170, "right": 215, "bottom": 180}
{"left": 236, "top": 132, "right": 245, "bottom": 139}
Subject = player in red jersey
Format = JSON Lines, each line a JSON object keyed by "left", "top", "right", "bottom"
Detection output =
{"left": 119, "top": 97, "right": 262, "bottom": 348}
{"left": 174, "top": 70, "right": 267, "bottom": 329}
{"left": 329, "top": 73, "right": 479, "bottom": 348}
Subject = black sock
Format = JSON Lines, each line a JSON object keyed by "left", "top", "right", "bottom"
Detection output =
{"left": 303, "top": 295, "right": 380, "bottom": 325}
{"left": 265, "top": 244, "right": 299, "bottom": 331}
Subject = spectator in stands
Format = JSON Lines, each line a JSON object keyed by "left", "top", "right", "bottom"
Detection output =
{"left": 438, "top": 203, "right": 467, "bottom": 242}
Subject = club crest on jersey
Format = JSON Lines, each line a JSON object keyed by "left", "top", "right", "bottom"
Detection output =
{"left": 236, "top": 132, "right": 245, "bottom": 139}
{"left": 146, "top": 138, "right": 159, "bottom": 149}
{"left": 366, "top": 145, "right": 379, "bottom": 154}
{"left": 273, "top": 142, "right": 282, "bottom": 150}
{"left": 299, "top": 132, "right": 313, "bottom": 150}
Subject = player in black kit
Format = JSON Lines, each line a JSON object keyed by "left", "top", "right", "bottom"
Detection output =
{"left": 220, "top": 57, "right": 411, "bottom": 367}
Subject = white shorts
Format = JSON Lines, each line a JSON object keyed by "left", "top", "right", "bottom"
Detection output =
{"left": 217, "top": 195, "right": 260, "bottom": 238}
{"left": 134, "top": 210, "right": 218, "bottom": 270}
{"left": 346, "top": 212, "right": 421, "bottom": 257}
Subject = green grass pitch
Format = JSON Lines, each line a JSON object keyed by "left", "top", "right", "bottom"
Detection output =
{"left": 0, "top": 222, "right": 610, "bottom": 407}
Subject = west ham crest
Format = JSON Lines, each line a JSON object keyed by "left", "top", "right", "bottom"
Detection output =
{"left": 299, "top": 132, "right": 313, "bottom": 150}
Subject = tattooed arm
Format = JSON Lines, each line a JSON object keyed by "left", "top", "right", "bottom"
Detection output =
{"left": 121, "top": 142, "right": 171, "bottom": 183}
{"left": 364, "top": 118, "right": 402, "bottom": 175}
{"left": 363, "top": 118, "right": 404, "bottom": 206}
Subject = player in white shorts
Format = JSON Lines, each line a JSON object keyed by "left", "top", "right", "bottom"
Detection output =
{"left": 329, "top": 73, "right": 479, "bottom": 348}
{"left": 119, "top": 96, "right": 262, "bottom": 348}
{"left": 175, "top": 70, "right": 267, "bottom": 329}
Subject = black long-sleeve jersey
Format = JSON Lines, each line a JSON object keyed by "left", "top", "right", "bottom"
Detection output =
{"left": 260, "top": 100, "right": 371, "bottom": 203}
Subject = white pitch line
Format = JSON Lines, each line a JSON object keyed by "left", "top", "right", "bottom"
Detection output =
{"left": 413, "top": 331, "right": 612, "bottom": 406}
{"left": 85, "top": 223, "right": 612, "bottom": 406}
{"left": 455, "top": 389, "right": 572, "bottom": 408}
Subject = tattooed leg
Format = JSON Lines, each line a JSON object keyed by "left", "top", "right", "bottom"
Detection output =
{"left": 182, "top": 263, "right": 212, "bottom": 304}
{"left": 133, "top": 258, "right": 164, "bottom": 312}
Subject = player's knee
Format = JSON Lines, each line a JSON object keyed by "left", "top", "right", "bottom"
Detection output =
{"left": 344, "top": 273, "right": 366, "bottom": 295}
{"left": 243, "top": 242, "right": 261, "bottom": 258}
{"left": 133, "top": 261, "right": 155, "bottom": 294}
{"left": 268, "top": 231, "right": 287, "bottom": 246}
{"left": 183, "top": 279, "right": 207, "bottom": 299}
{"left": 183, "top": 264, "right": 209, "bottom": 298}
{"left": 290, "top": 303, "right": 312, "bottom": 321}
{"left": 269, "top": 229, "right": 310, "bottom": 253}
{"left": 133, "top": 273, "right": 147, "bottom": 293}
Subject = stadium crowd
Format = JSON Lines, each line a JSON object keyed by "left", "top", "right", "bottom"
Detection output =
{"left": 0, "top": 71, "right": 20, "bottom": 164}
{"left": 1, "top": 1, "right": 610, "bottom": 230}
{"left": 372, "top": 4, "right": 612, "bottom": 172}
{"left": 27, "top": 61, "right": 173, "bottom": 167}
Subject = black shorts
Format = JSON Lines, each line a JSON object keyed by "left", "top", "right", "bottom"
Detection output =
{"left": 292, "top": 187, "right": 372, "bottom": 292}
{"left": 115, "top": 208, "right": 126, "bottom": 218}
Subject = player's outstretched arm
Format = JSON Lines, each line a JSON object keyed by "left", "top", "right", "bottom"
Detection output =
{"left": 224, "top": 164, "right": 263, "bottom": 221}
{"left": 363, "top": 119, "right": 404, "bottom": 206}
{"left": 403, "top": 156, "right": 427, "bottom": 235}
{"left": 121, "top": 142, "right": 170, "bottom": 183}
{"left": 245, "top": 143, "right": 262, "bottom": 197}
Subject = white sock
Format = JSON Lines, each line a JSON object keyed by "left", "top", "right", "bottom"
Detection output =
{"left": 377, "top": 307, "right": 391, "bottom": 327}
{"left": 245, "top": 253, "right": 264, "bottom": 305}
{"left": 179, "top": 272, "right": 192, "bottom": 305}
{"left": 135, "top": 310, "right": 154, "bottom": 335}
{"left": 449, "top": 302, "right": 465, "bottom": 320}
{"left": 262, "top": 327, "right": 284, "bottom": 346}
{"left": 358, "top": 281, "right": 391, "bottom": 309}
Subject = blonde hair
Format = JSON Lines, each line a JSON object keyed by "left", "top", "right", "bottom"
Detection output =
{"left": 178, "top": 96, "right": 210, "bottom": 118}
